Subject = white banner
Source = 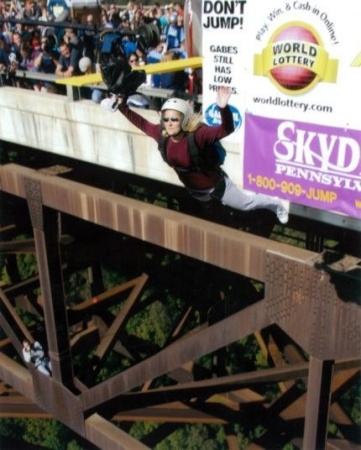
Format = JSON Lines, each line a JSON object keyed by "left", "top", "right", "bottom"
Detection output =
{"left": 202, "top": 0, "right": 361, "bottom": 129}
{"left": 201, "top": 0, "right": 361, "bottom": 219}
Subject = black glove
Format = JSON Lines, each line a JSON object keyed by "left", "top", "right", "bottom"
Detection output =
{"left": 99, "top": 30, "right": 146, "bottom": 96}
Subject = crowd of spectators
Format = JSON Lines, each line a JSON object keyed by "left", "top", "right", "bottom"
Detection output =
{"left": 0, "top": 1, "right": 196, "bottom": 102}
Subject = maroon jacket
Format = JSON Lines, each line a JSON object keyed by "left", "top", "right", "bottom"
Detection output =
{"left": 119, "top": 104, "right": 234, "bottom": 190}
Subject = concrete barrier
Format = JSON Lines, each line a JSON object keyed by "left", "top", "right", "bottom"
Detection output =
{"left": 0, "top": 87, "right": 241, "bottom": 187}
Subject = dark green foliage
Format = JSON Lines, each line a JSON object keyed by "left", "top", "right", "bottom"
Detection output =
{"left": 64, "top": 270, "right": 91, "bottom": 306}
{"left": 155, "top": 424, "right": 227, "bottom": 450}
{"left": 0, "top": 418, "right": 94, "bottom": 450}
{"left": 339, "top": 378, "right": 361, "bottom": 425}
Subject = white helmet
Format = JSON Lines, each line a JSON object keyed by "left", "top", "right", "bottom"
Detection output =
{"left": 161, "top": 98, "right": 193, "bottom": 130}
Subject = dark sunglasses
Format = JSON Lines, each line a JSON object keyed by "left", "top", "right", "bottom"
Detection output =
{"left": 163, "top": 117, "right": 180, "bottom": 123}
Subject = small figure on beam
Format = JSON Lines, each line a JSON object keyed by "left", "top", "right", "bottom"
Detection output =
{"left": 22, "top": 339, "right": 52, "bottom": 376}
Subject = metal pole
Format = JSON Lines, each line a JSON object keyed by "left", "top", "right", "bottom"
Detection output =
{"left": 303, "top": 357, "right": 334, "bottom": 449}
{"left": 24, "top": 177, "right": 74, "bottom": 390}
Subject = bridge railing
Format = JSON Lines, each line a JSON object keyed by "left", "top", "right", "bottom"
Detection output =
{"left": 1, "top": 68, "right": 202, "bottom": 104}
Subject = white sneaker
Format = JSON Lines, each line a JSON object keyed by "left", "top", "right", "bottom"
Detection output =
{"left": 100, "top": 97, "right": 119, "bottom": 112}
{"left": 276, "top": 199, "right": 289, "bottom": 224}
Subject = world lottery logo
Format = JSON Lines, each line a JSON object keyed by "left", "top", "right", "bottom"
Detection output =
{"left": 254, "top": 21, "right": 338, "bottom": 95}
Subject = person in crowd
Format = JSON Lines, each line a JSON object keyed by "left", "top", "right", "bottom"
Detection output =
{"left": 165, "top": 4, "right": 175, "bottom": 17}
{"left": 46, "top": 0, "right": 70, "bottom": 21}
{"left": 158, "top": 6, "right": 169, "bottom": 33}
{"left": 19, "top": 41, "right": 38, "bottom": 71}
{"left": 146, "top": 39, "right": 164, "bottom": 88}
{"left": 0, "top": 33, "right": 12, "bottom": 85}
{"left": 29, "top": 35, "right": 41, "bottom": 52}
{"left": 118, "top": 15, "right": 130, "bottom": 32}
{"left": 38, "top": 1, "right": 51, "bottom": 22}
{"left": 160, "top": 4, "right": 176, "bottom": 33}
{"left": 18, "top": 41, "right": 34, "bottom": 77}
{"left": 33, "top": 34, "right": 59, "bottom": 92}
{"left": 101, "top": 87, "right": 289, "bottom": 223}
{"left": 107, "top": 3, "right": 118, "bottom": 23}
{"left": 82, "top": 14, "right": 96, "bottom": 61}
{"left": 163, "top": 12, "right": 184, "bottom": 52}
{"left": 124, "top": 52, "right": 149, "bottom": 108}
{"left": 9, "top": 0, "right": 24, "bottom": 22}
{"left": 55, "top": 39, "right": 81, "bottom": 77}
{"left": 20, "top": 21, "right": 39, "bottom": 46}
{"left": 62, "top": 24, "right": 82, "bottom": 52}
{"left": 110, "top": 9, "right": 121, "bottom": 29}
{"left": 143, "top": 4, "right": 161, "bottom": 23}
{"left": 99, "top": 6, "right": 113, "bottom": 30}
{"left": 120, "top": 1, "right": 135, "bottom": 23}
{"left": 23, "top": 0, "right": 41, "bottom": 21}
{"left": 173, "top": 38, "right": 187, "bottom": 59}
{"left": 34, "top": 34, "right": 58, "bottom": 72}
{"left": 78, "top": 56, "right": 104, "bottom": 104}
{"left": 127, "top": 51, "right": 139, "bottom": 69}
{"left": 159, "top": 49, "right": 188, "bottom": 91}
{"left": 22, "top": 339, "right": 52, "bottom": 376}
{"left": 174, "top": 2, "right": 184, "bottom": 24}
{"left": 1, "top": 2, "right": 193, "bottom": 98}
{"left": 0, "top": 32, "right": 22, "bottom": 86}
{"left": 130, "top": 5, "right": 144, "bottom": 31}
{"left": 0, "top": 33, "right": 9, "bottom": 58}
{"left": 18, "top": 35, "right": 41, "bottom": 89}
{"left": 153, "top": 2, "right": 163, "bottom": 19}
{"left": 9, "top": 30, "right": 22, "bottom": 61}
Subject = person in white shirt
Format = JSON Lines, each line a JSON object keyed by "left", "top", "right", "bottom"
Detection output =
{"left": 22, "top": 339, "right": 52, "bottom": 376}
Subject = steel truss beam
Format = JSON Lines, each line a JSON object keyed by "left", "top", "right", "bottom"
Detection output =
{"left": 0, "top": 164, "right": 360, "bottom": 450}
